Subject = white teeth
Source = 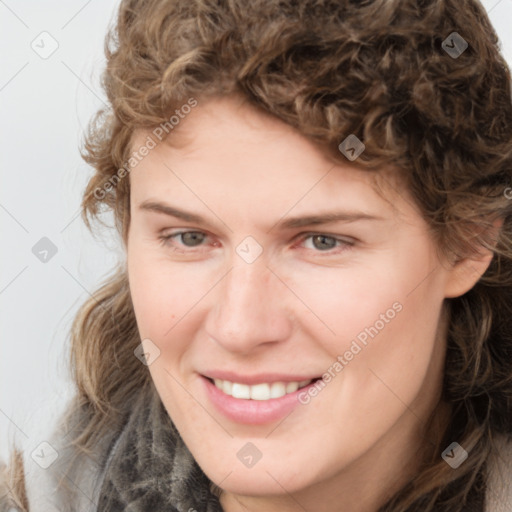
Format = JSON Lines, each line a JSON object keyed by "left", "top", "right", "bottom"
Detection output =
{"left": 286, "top": 382, "right": 299, "bottom": 393}
{"left": 270, "top": 382, "right": 287, "bottom": 399}
{"left": 250, "top": 383, "right": 271, "bottom": 400}
{"left": 212, "top": 378, "right": 313, "bottom": 401}
{"left": 231, "top": 383, "right": 251, "bottom": 399}
{"left": 222, "top": 380, "right": 233, "bottom": 395}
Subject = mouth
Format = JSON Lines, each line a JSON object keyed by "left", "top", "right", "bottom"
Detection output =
{"left": 207, "top": 377, "right": 318, "bottom": 401}
{"left": 199, "top": 372, "right": 324, "bottom": 424}
{"left": 201, "top": 375, "right": 322, "bottom": 424}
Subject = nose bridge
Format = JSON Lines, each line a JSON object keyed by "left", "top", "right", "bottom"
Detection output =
{"left": 223, "top": 258, "right": 274, "bottom": 320}
{"left": 207, "top": 256, "right": 292, "bottom": 351}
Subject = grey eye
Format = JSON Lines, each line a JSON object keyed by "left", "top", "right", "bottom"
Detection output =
{"left": 310, "top": 235, "right": 338, "bottom": 251}
{"left": 180, "top": 232, "right": 206, "bottom": 247}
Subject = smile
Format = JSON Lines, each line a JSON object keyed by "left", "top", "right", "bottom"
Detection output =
{"left": 212, "top": 378, "right": 314, "bottom": 400}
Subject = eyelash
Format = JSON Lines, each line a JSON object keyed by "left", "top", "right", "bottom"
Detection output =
{"left": 157, "top": 230, "right": 355, "bottom": 255}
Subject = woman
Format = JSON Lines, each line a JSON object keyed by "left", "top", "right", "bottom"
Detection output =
{"left": 2, "top": 0, "right": 512, "bottom": 510}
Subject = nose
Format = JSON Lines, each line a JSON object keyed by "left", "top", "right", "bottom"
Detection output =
{"left": 204, "top": 258, "right": 294, "bottom": 355}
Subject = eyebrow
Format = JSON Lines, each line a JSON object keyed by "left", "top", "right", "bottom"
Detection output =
{"left": 138, "top": 200, "right": 385, "bottom": 230}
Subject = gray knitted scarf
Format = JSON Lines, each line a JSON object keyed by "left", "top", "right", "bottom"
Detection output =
{"left": 97, "top": 384, "right": 224, "bottom": 512}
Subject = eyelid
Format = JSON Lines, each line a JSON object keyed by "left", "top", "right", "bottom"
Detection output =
{"left": 294, "top": 231, "right": 356, "bottom": 244}
{"left": 158, "top": 229, "right": 213, "bottom": 251}
{"left": 293, "top": 232, "right": 356, "bottom": 253}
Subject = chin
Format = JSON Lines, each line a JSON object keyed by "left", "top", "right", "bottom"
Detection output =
{"left": 212, "top": 468, "right": 303, "bottom": 496}
{"left": 196, "top": 450, "right": 326, "bottom": 497}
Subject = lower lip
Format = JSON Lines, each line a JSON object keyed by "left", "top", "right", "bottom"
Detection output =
{"left": 202, "top": 376, "right": 317, "bottom": 425}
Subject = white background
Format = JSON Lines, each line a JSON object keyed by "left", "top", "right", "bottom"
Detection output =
{"left": 1, "top": 0, "right": 512, "bottom": 461}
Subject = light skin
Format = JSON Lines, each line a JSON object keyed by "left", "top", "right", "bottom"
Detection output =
{"left": 125, "top": 95, "right": 495, "bottom": 512}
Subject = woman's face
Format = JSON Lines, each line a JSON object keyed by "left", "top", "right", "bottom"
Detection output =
{"left": 126, "top": 96, "right": 475, "bottom": 506}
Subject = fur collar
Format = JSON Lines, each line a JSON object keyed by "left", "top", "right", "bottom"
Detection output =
{"left": 97, "top": 384, "right": 222, "bottom": 511}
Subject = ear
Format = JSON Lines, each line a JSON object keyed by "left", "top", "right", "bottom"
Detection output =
{"left": 444, "top": 218, "right": 503, "bottom": 298}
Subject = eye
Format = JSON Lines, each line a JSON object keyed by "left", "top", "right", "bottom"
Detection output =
{"left": 158, "top": 230, "right": 355, "bottom": 255}
{"left": 159, "top": 230, "right": 209, "bottom": 249}
{"left": 299, "top": 233, "right": 355, "bottom": 253}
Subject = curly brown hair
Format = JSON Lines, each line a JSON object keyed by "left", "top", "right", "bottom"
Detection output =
{"left": 4, "top": 0, "right": 512, "bottom": 511}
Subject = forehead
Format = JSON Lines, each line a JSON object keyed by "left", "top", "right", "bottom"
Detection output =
{"left": 127, "top": 96, "right": 411, "bottom": 220}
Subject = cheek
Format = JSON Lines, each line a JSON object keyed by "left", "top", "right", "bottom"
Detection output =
{"left": 277, "top": 261, "right": 418, "bottom": 355}
{"left": 127, "top": 244, "right": 219, "bottom": 350}
{"left": 325, "top": 260, "right": 447, "bottom": 427}
{"left": 127, "top": 256, "right": 174, "bottom": 338}
{"left": 284, "top": 248, "right": 446, "bottom": 390}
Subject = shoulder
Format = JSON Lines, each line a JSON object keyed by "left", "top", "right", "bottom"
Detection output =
{"left": 486, "top": 435, "right": 512, "bottom": 512}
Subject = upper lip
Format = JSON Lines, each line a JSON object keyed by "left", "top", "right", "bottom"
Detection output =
{"left": 202, "top": 371, "right": 321, "bottom": 385}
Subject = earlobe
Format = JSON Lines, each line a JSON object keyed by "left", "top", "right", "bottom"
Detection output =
{"left": 443, "top": 218, "right": 503, "bottom": 299}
